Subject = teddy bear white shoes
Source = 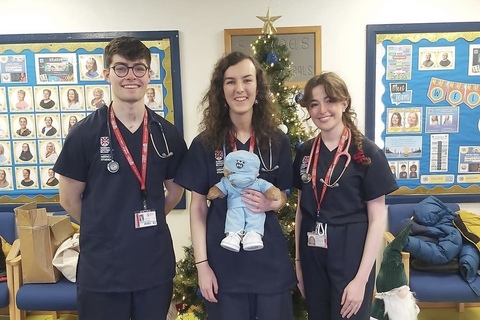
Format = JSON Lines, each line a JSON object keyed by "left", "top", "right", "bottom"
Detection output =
{"left": 242, "top": 231, "right": 263, "bottom": 251}
{"left": 221, "top": 231, "right": 264, "bottom": 252}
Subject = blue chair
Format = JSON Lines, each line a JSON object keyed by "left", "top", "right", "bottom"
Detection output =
{"left": 387, "top": 201, "right": 480, "bottom": 311}
{"left": 6, "top": 210, "right": 78, "bottom": 320}
{"left": 0, "top": 211, "right": 16, "bottom": 317}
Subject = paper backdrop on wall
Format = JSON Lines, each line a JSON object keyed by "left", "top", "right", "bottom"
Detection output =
{"left": 366, "top": 22, "right": 480, "bottom": 203}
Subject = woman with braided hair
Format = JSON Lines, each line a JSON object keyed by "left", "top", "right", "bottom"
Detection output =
{"left": 293, "top": 72, "right": 398, "bottom": 319}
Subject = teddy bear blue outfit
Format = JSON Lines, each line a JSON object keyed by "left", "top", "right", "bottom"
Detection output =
{"left": 207, "top": 150, "right": 280, "bottom": 252}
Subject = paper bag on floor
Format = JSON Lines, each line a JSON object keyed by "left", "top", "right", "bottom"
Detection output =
{"left": 15, "top": 202, "right": 75, "bottom": 283}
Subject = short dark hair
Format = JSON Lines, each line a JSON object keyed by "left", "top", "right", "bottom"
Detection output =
{"left": 104, "top": 37, "right": 151, "bottom": 68}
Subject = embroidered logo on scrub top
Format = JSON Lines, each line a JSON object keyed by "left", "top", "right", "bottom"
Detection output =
{"left": 215, "top": 150, "right": 224, "bottom": 174}
{"left": 300, "top": 155, "right": 309, "bottom": 176}
{"left": 100, "top": 136, "right": 110, "bottom": 147}
{"left": 100, "top": 136, "right": 112, "bottom": 162}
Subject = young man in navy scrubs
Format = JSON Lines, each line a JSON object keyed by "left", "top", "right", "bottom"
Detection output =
{"left": 54, "top": 36, "right": 187, "bottom": 320}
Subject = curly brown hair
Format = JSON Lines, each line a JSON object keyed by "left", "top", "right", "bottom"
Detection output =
{"left": 299, "top": 72, "right": 371, "bottom": 165}
{"left": 198, "top": 52, "right": 280, "bottom": 152}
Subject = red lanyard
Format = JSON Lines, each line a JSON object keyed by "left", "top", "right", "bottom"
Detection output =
{"left": 110, "top": 106, "right": 149, "bottom": 192}
{"left": 229, "top": 130, "right": 255, "bottom": 152}
{"left": 310, "top": 127, "right": 349, "bottom": 215}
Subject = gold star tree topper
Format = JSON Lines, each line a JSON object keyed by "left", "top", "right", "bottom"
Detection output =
{"left": 256, "top": 7, "right": 282, "bottom": 34}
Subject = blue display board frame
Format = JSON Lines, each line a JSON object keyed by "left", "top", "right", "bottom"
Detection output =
{"left": 366, "top": 22, "right": 480, "bottom": 204}
{"left": 0, "top": 30, "right": 185, "bottom": 209}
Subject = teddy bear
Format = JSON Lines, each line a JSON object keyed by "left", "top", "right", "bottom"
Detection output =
{"left": 207, "top": 150, "right": 281, "bottom": 252}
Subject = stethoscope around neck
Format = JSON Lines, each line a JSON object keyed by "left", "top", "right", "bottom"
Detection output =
{"left": 301, "top": 128, "right": 352, "bottom": 188}
{"left": 105, "top": 105, "right": 173, "bottom": 174}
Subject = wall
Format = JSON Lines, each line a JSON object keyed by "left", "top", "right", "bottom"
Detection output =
{"left": 0, "top": 0, "right": 479, "bottom": 258}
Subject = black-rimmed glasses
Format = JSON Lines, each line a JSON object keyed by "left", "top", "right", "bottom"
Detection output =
{"left": 110, "top": 64, "right": 149, "bottom": 78}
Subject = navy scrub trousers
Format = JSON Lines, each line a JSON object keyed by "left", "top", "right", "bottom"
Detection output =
{"left": 300, "top": 221, "right": 375, "bottom": 320}
{"left": 204, "top": 290, "right": 294, "bottom": 320}
{"left": 77, "top": 280, "right": 173, "bottom": 320}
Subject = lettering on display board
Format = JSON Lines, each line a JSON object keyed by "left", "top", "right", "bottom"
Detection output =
{"left": 226, "top": 26, "right": 321, "bottom": 85}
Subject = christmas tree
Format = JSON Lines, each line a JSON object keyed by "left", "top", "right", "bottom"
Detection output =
{"left": 173, "top": 8, "right": 311, "bottom": 319}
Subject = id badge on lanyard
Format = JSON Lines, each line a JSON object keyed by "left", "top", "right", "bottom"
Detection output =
{"left": 134, "top": 192, "right": 157, "bottom": 229}
{"left": 110, "top": 107, "right": 158, "bottom": 229}
{"left": 307, "top": 222, "right": 328, "bottom": 248}
{"left": 135, "top": 209, "right": 157, "bottom": 229}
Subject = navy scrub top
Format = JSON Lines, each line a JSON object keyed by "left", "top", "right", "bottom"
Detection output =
{"left": 54, "top": 105, "right": 187, "bottom": 292}
{"left": 293, "top": 136, "right": 398, "bottom": 227}
{"left": 175, "top": 130, "right": 297, "bottom": 294}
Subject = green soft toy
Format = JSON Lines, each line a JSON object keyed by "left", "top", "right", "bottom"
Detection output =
{"left": 370, "top": 225, "right": 419, "bottom": 320}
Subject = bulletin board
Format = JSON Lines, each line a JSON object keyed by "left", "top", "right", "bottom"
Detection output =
{"left": 0, "top": 31, "right": 184, "bottom": 207}
{"left": 365, "top": 22, "right": 480, "bottom": 203}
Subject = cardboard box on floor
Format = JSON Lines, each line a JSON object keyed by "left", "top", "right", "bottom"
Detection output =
{"left": 14, "top": 202, "right": 75, "bottom": 283}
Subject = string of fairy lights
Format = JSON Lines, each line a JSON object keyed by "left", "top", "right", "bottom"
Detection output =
{"left": 251, "top": 32, "right": 316, "bottom": 146}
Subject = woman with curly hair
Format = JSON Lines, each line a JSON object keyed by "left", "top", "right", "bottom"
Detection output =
{"left": 66, "top": 88, "right": 81, "bottom": 109}
{"left": 175, "top": 51, "right": 296, "bottom": 320}
{"left": 91, "top": 88, "right": 106, "bottom": 108}
{"left": 293, "top": 72, "right": 398, "bottom": 320}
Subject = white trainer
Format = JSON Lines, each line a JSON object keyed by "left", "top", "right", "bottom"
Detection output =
{"left": 242, "top": 231, "right": 264, "bottom": 251}
{"left": 221, "top": 232, "right": 241, "bottom": 252}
